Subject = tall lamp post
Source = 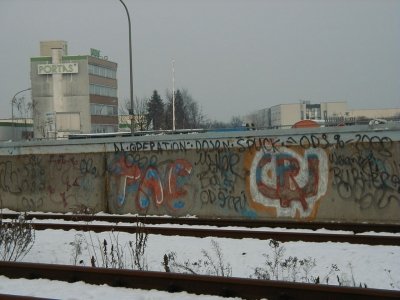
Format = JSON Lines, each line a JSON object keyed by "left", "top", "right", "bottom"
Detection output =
{"left": 118, "top": 0, "right": 134, "bottom": 135}
{"left": 11, "top": 87, "right": 31, "bottom": 141}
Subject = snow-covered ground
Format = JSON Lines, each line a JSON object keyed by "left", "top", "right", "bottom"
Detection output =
{"left": 0, "top": 275, "right": 239, "bottom": 300}
{"left": 0, "top": 212, "right": 399, "bottom": 299}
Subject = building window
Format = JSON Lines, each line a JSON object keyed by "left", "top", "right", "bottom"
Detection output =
{"left": 89, "top": 64, "right": 116, "bottom": 79}
{"left": 91, "top": 124, "right": 118, "bottom": 133}
{"left": 90, "top": 103, "right": 118, "bottom": 116}
{"left": 305, "top": 104, "right": 321, "bottom": 120}
{"left": 89, "top": 84, "right": 117, "bottom": 97}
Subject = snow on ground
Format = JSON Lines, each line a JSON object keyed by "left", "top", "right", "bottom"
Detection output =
{"left": 0, "top": 275, "right": 241, "bottom": 300}
{"left": 0, "top": 212, "right": 399, "bottom": 299}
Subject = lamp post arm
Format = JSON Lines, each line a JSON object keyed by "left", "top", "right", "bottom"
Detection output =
{"left": 12, "top": 88, "right": 32, "bottom": 104}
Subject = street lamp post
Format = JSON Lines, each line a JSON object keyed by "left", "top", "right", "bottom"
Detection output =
{"left": 118, "top": 0, "right": 134, "bottom": 135}
{"left": 11, "top": 87, "right": 31, "bottom": 141}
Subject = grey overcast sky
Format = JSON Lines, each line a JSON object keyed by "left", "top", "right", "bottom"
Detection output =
{"left": 1, "top": 0, "right": 399, "bottom": 122}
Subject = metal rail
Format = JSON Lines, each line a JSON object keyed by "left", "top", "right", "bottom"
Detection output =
{"left": 0, "top": 261, "right": 399, "bottom": 300}
{"left": 0, "top": 294, "right": 54, "bottom": 300}
{"left": 6, "top": 222, "right": 399, "bottom": 246}
{"left": 2, "top": 213, "right": 399, "bottom": 233}
{"left": 0, "top": 294, "right": 51, "bottom": 300}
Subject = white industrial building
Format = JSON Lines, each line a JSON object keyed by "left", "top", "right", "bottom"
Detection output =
{"left": 30, "top": 41, "right": 119, "bottom": 139}
{"left": 245, "top": 101, "right": 400, "bottom": 129}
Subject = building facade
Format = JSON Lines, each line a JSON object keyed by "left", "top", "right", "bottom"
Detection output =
{"left": 30, "top": 41, "right": 118, "bottom": 139}
{"left": 245, "top": 100, "right": 400, "bottom": 129}
{"left": 350, "top": 108, "right": 400, "bottom": 120}
{"left": 246, "top": 101, "right": 349, "bottom": 128}
{"left": 245, "top": 101, "right": 350, "bottom": 128}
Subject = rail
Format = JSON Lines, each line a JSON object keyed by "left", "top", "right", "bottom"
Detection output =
{"left": 2, "top": 213, "right": 399, "bottom": 233}
{"left": 4, "top": 221, "right": 399, "bottom": 246}
{"left": 0, "top": 261, "right": 399, "bottom": 300}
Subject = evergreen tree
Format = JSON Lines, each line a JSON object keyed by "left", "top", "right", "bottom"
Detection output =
{"left": 146, "top": 90, "right": 164, "bottom": 130}
{"left": 174, "top": 90, "right": 185, "bottom": 129}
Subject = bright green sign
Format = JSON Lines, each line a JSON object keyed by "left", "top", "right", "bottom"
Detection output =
{"left": 91, "top": 48, "right": 101, "bottom": 58}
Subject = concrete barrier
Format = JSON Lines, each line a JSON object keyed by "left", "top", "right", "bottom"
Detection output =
{"left": 1, "top": 124, "right": 399, "bottom": 223}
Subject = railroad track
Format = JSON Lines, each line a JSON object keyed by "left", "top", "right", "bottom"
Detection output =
{"left": 4, "top": 221, "right": 399, "bottom": 246}
{"left": 2, "top": 212, "right": 400, "bottom": 233}
{"left": 0, "top": 294, "right": 49, "bottom": 300}
{"left": 0, "top": 261, "right": 399, "bottom": 300}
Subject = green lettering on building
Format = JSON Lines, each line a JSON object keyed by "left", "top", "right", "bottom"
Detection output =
{"left": 90, "top": 48, "right": 100, "bottom": 58}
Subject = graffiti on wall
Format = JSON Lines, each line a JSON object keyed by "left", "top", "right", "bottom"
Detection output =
{"left": 111, "top": 133, "right": 398, "bottom": 218}
{"left": 0, "top": 155, "right": 46, "bottom": 210}
{"left": 195, "top": 149, "right": 249, "bottom": 214}
{"left": 2, "top": 131, "right": 397, "bottom": 220}
{"left": 108, "top": 152, "right": 194, "bottom": 213}
{"left": 0, "top": 155, "right": 45, "bottom": 195}
{"left": 0, "top": 154, "right": 101, "bottom": 211}
{"left": 249, "top": 147, "right": 328, "bottom": 218}
{"left": 45, "top": 155, "right": 100, "bottom": 210}
{"left": 329, "top": 134, "right": 399, "bottom": 209}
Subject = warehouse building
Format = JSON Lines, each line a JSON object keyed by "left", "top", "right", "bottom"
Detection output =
{"left": 245, "top": 101, "right": 348, "bottom": 129}
{"left": 245, "top": 101, "right": 400, "bottom": 129}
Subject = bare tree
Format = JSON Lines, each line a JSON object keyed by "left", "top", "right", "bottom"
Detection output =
{"left": 181, "top": 89, "right": 205, "bottom": 129}
{"left": 230, "top": 116, "right": 243, "bottom": 128}
{"left": 13, "top": 95, "right": 33, "bottom": 139}
{"left": 120, "top": 97, "right": 149, "bottom": 131}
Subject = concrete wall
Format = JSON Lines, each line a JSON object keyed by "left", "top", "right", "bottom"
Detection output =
{"left": 1, "top": 124, "right": 399, "bottom": 224}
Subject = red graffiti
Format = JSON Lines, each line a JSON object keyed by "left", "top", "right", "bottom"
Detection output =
{"left": 255, "top": 152, "right": 320, "bottom": 210}
{"left": 111, "top": 155, "right": 192, "bottom": 211}
{"left": 116, "top": 155, "right": 141, "bottom": 184}
{"left": 163, "top": 159, "right": 192, "bottom": 209}
{"left": 138, "top": 166, "right": 164, "bottom": 207}
{"left": 136, "top": 159, "right": 193, "bottom": 211}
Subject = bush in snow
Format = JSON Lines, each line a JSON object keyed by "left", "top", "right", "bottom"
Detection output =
{"left": 127, "top": 220, "right": 148, "bottom": 271}
{"left": 385, "top": 269, "right": 400, "bottom": 290}
{"left": 252, "top": 239, "right": 369, "bottom": 287}
{"left": 70, "top": 219, "right": 148, "bottom": 270}
{"left": 252, "top": 239, "right": 319, "bottom": 283}
{"left": 0, "top": 213, "right": 35, "bottom": 262}
{"left": 163, "top": 239, "right": 232, "bottom": 277}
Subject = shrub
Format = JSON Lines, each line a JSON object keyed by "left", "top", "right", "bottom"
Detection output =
{"left": 0, "top": 213, "right": 35, "bottom": 262}
{"left": 163, "top": 239, "right": 232, "bottom": 276}
{"left": 253, "top": 239, "right": 318, "bottom": 283}
{"left": 70, "top": 219, "right": 148, "bottom": 270}
{"left": 252, "top": 239, "right": 368, "bottom": 287}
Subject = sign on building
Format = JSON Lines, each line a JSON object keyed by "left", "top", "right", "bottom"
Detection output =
{"left": 38, "top": 63, "right": 79, "bottom": 75}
